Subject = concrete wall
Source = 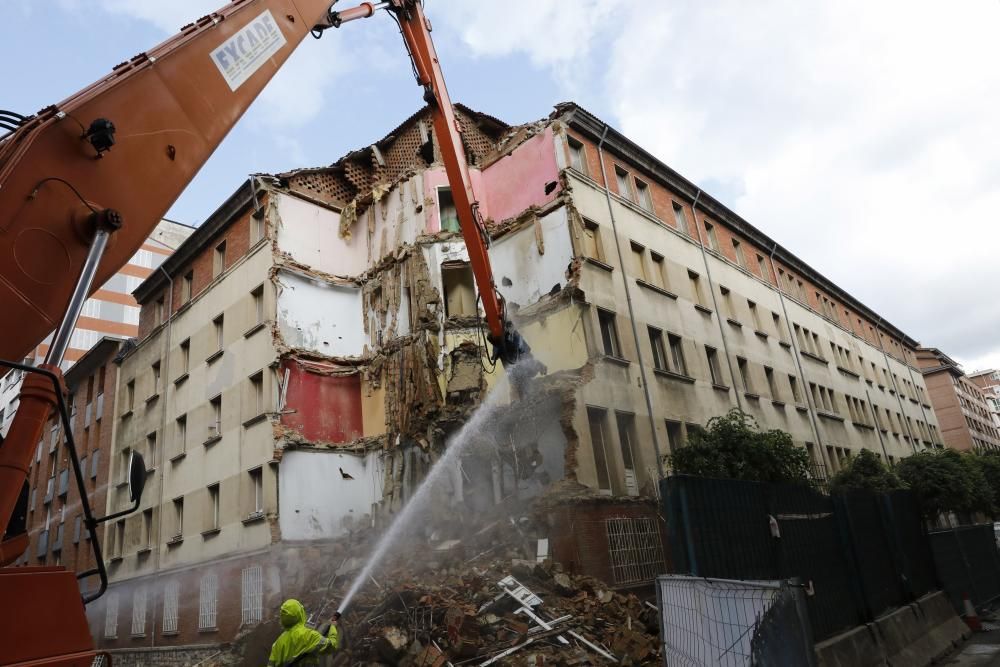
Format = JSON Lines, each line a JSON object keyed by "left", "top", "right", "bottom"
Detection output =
{"left": 274, "top": 193, "right": 363, "bottom": 278}
{"left": 278, "top": 449, "right": 381, "bottom": 540}
{"left": 490, "top": 206, "right": 574, "bottom": 311}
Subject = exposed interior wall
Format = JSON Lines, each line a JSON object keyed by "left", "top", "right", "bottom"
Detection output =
{"left": 278, "top": 449, "right": 381, "bottom": 540}
{"left": 275, "top": 270, "right": 365, "bottom": 358}
{"left": 278, "top": 360, "right": 363, "bottom": 445}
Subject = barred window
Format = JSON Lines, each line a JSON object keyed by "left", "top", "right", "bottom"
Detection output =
{"left": 162, "top": 581, "right": 179, "bottom": 634}
{"left": 104, "top": 593, "right": 119, "bottom": 638}
{"left": 606, "top": 517, "right": 665, "bottom": 585}
{"left": 242, "top": 565, "right": 264, "bottom": 626}
{"left": 131, "top": 587, "right": 147, "bottom": 636}
{"left": 199, "top": 573, "right": 218, "bottom": 630}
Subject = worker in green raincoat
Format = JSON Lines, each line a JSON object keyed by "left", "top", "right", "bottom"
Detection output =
{"left": 267, "top": 599, "right": 340, "bottom": 666}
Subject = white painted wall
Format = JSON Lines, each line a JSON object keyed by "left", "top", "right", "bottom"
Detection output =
{"left": 490, "top": 207, "right": 574, "bottom": 310}
{"left": 279, "top": 450, "right": 382, "bottom": 540}
{"left": 276, "top": 270, "right": 365, "bottom": 357}
{"left": 275, "top": 193, "right": 368, "bottom": 278}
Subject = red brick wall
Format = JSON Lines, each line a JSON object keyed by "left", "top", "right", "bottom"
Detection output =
{"left": 23, "top": 347, "right": 118, "bottom": 589}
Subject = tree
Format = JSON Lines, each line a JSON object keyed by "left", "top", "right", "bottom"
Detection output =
{"left": 828, "top": 449, "right": 903, "bottom": 494}
{"left": 896, "top": 449, "right": 994, "bottom": 517}
{"left": 970, "top": 450, "right": 1000, "bottom": 514}
{"left": 667, "top": 409, "right": 811, "bottom": 483}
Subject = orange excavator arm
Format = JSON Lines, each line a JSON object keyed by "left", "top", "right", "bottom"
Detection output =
{"left": 0, "top": 2, "right": 538, "bottom": 664}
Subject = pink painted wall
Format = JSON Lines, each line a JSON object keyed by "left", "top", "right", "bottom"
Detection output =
{"left": 422, "top": 126, "right": 560, "bottom": 232}
{"left": 281, "top": 360, "right": 363, "bottom": 444}
{"left": 483, "top": 126, "right": 561, "bottom": 224}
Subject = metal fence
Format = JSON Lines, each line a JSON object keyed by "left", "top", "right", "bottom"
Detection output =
{"left": 929, "top": 524, "right": 1000, "bottom": 612}
{"left": 662, "top": 475, "right": 937, "bottom": 642}
{"left": 656, "top": 575, "right": 814, "bottom": 667}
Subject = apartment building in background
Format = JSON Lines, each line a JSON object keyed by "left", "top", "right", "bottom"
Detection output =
{"left": 968, "top": 369, "right": 1000, "bottom": 429}
{"left": 88, "top": 103, "right": 944, "bottom": 659}
{"left": 917, "top": 348, "right": 1000, "bottom": 452}
{"left": 0, "top": 220, "right": 193, "bottom": 437}
{"left": 14, "top": 337, "right": 123, "bottom": 595}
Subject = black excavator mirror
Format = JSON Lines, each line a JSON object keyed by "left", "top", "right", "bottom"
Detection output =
{"left": 128, "top": 451, "right": 147, "bottom": 504}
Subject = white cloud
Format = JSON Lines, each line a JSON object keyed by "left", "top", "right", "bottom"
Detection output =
{"left": 440, "top": 0, "right": 1000, "bottom": 361}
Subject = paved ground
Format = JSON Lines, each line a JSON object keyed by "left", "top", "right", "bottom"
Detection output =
{"left": 943, "top": 631, "right": 1000, "bottom": 666}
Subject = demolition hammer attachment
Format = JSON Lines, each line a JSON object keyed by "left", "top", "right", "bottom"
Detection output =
{"left": 491, "top": 321, "right": 547, "bottom": 396}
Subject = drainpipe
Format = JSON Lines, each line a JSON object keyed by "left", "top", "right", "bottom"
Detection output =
{"left": 690, "top": 192, "right": 742, "bottom": 412}
{"left": 875, "top": 317, "right": 918, "bottom": 453}
{"left": 150, "top": 264, "right": 173, "bottom": 648}
{"left": 595, "top": 125, "right": 664, "bottom": 480}
{"left": 767, "top": 244, "right": 826, "bottom": 467}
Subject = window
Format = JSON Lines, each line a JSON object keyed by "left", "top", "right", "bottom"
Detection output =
{"left": 114, "top": 519, "right": 125, "bottom": 559}
{"left": 705, "top": 346, "right": 723, "bottom": 385}
{"left": 90, "top": 449, "right": 100, "bottom": 479}
{"left": 648, "top": 327, "right": 666, "bottom": 371}
{"left": 162, "top": 581, "right": 180, "bottom": 634}
{"left": 172, "top": 497, "right": 184, "bottom": 538}
{"left": 719, "top": 286, "right": 736, "bottom": 321}
{"left": 704, "top": 222, "right": 719, "bottom": 251}
{"left": 142, "top": 508, "right": 153, "bottom": 549}
{"left": 789, "top": 375, "right": 802, "bottom": 404}
{"left": 667, "top": 334, "right": 687, "bottom": 376}
{"left": 181, "top": 271, "right": 193, "bottom": 304}
{"left": 748, "top": 301, "right": 762, "bottom": 331}
{"left": 437, "top": 187, "right": 459, "bottom": 233}
{"left": 732, "top": 239, "right": 746, "bottom": 268}
{"left": 737, "top": 357, "right": 754, "bottom": 394}
{"left": 73, "top": 515, "right": 81, "bottom": 544}
{"left": 151, "top": 361, "right": 161, "bottom": 396}
{"left": 688, "top": 270, "right": 706, "bottom": 307}
{"left": 672, "top": 203, "right": 689, "bottom": 235}
{"left": 630, "top": 242, "right": 648, "bottom": 281}
{"left": 587, "top": 408, "right": 612, "bottom": 493}
{"left": 615, "top": 412, "right": 640, "bottom": 496}
{"left": 615, "top": 166, "right": 634, "bottom": 202}
{"left": 120, "top": 448, "right": 131, "bottom": 486}
{"left": 649, "top": 252, "right": 667, "bottom": 289}
{"left": 635, "top": 179, "right": 653, "bottom": 213}
{"left": 199, "top": 574, "right": 218, "bottom": 630}
{"left": 765, "top": 367, "right": 779, "bottom": 400}
{"left": 441, "top": 262, "right": 476, "bottom": 316}
{"left": 175, "top": 415, "right": 186, "bottom": 456}
{"left": 250, "top": 372, "right": 264, "bottom": 417}
{"left": 251, "top": 209, "right": 264, "bottom": 244}
{"left": 606, "top": 516, "right": 666, "bottom": 585}
{"left": 209, "top": 395, "right": 222, "bottom": 441}
{"left": 156, "top": 297, "right": 166, "bottom": 325}
{"left": 213, "top": 240, "right": 226, "bottom": 278}
{"left": 242, "top": 565, "right": 264, "bottom": 626}
{"left": 126, "top": 380, "right": 135, "bottom": 413}
{"left": 597, "top": 309, "right": 621, "bottom": 358}
{"left": 212, "top": 315, "right": 224, "bottom": 353}
{"left": 179, "top": 338, "right": 190, "bottom": 376}
{"left": 567, "top": 137, "right": 588, "bottom": 175}
{"left": 207, "top": 483, "right": 220, "bottom": 531}
{"left": 145, "top": 431, "right": 156, "bottom": 468}
{"left": 756, "top": 253, "right": 768, "bottom": 280}
{"left": 251, "top": 285, "right": 264, "bottom": 325}
{"left": 665, "top": 420, "right": 683, "bottom": 453}
{"left": 250, "top": 467, "right": 264, "bottom": 514}
{"left": 581, "top": 218, "right": 605, "bottom": 262}
{"left": 104, "top": 593, "right": 119, "bottom": 638}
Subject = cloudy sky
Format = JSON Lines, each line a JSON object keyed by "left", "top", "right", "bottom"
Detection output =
{"left": 8, "top": 1, "right": 1000, "bottom": 370}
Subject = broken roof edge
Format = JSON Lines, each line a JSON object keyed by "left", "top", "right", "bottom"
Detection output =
{"left": 552, "top": 101, "right": 923, "bottom": 351}
{"left": 277, "top": 103, "right": 509, "bottom": 179}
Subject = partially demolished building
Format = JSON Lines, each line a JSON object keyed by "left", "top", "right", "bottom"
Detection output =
{"left": 91, "top": 102, "right": 942, "bottom": 654}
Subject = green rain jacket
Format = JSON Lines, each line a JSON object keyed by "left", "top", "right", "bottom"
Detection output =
{"left": 267, "top": 599, "right": 339, "bottom": 667}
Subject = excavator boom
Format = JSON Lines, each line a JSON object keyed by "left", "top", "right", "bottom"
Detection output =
{"left": 0, "top": 2, "right": 538, "bottom": 664}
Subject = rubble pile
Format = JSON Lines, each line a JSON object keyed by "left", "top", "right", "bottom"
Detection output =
{"left": 332, "top": 518, "right": 661, "bottom": 666}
